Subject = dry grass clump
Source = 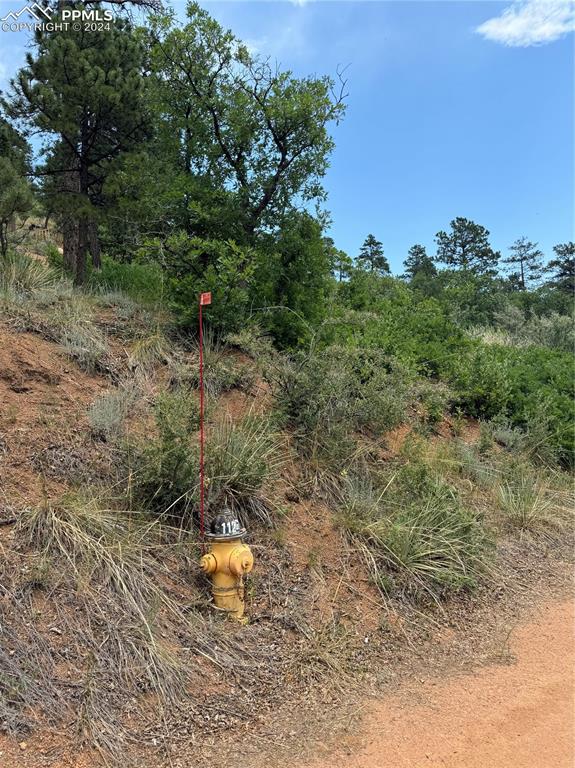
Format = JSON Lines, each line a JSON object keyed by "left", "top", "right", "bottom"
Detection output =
{"left": 206, "top": 415, "right": 287, "bottom": 526}
{"left": 128, "top": 331, "right": 173, "bottom": 372}
{"left": 1, "top": 277, "right": 112, "bottom": 375}
{"left": 176, "top": 329, "right": 254, "bottom": 397}
{"left": 496, "top": 466, "right": 573, "bottom": 538}
{"left": 0, "top": 495, "right": 277, "bottom": 761}
{"left": 0, "top": 251, "right": 61, "bottom": 294}
{"left": 0, "top": 499, "right": 192, "bottom": 756}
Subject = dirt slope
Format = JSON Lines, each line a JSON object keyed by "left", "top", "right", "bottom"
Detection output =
{"left": 301, "top": 598, "right": 575, "bottom": 768}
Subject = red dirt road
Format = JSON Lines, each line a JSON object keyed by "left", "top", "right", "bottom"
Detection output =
{"left": 305, "top": 599, "right": 575, "bottom": 768}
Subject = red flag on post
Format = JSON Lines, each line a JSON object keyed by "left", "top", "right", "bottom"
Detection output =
{"left": 199, "top": 292, "right": 212, "bottom": 306}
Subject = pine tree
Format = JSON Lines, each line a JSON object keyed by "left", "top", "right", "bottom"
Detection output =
{"left": 403, "top": 244, "right": 436, "bottom": 280}
{"left": 3, "top": 20, "right": 148, "bottom": 284}
{"left": 357, "top": 234, "right": 389, "bottom": 274}
{"left": 435, "top": 217, "right": 499, "bottom": 274}
{"left": 502, "top": 236, "right": 543, "bottom": 289}
{"left": 545, "top": 242, "right": 575, "bottom": 294}
{"left": 0, "top": 157, "right": 34, "bottom": 256}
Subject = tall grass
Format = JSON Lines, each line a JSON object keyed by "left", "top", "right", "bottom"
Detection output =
{"left": 497, "top": 466, "right": 572, "bottom": 537}
{"left": 337, "top": 468, "right": 490, "bottom": 600}
{"left": 0, "top": 251, "right": 61, "bottom": 294}
{"left": 206, "top": 415, "right": 286, "bottom": 525}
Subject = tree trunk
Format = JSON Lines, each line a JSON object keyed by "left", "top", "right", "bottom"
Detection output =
{"left": 88, "top": 220, "right": 101, "bottom": 269}
{"left": 74, "top": 216, "right": 88, "bottom": 286}
{"left": 61, "top": 168, "right": 80, "bottom": 273}
{"left": 63, "top": 218, "right": 79, "bottom": 272}
{"left": 74, "top": 119, "right": 90, "bottom": 287}
{"left": 0, "top": 222, "right": 8, "bottom": 256}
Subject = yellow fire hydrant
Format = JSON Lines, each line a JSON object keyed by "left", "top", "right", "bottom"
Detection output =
{"left": 199, "top": 509, "right": 254, "bottom": 621}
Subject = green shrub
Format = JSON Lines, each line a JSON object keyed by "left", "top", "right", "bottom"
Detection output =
{"left": 444, "top": 344, "right": 574, "bottom": 467}
{"left": 272, "top": 345, "right": 412, "bottom": 466}
{"left": 129, "top": 390, "right": 282, "bottom": 527}
{"left": 130, "top": 390, "right": 200, "bottom": 520}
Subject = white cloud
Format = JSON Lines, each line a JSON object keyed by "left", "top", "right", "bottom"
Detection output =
{"left": 476, "top": 0, "right": 575, "bottom": 47}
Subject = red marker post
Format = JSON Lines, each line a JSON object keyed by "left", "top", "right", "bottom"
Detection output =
{"left": 198, "top": 292, "right": 211, "bottom": 548}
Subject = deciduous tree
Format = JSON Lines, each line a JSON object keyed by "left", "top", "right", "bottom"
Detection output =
{"left": 150, "top": 2, "right": 346, "bottom": 240}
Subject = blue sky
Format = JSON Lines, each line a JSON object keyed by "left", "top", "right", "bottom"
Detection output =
{"left": 0, "top": 0, "right": 573, "bottom": 272}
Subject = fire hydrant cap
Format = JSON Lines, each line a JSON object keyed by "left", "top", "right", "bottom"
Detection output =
{"left": 207, "top": 509, "right": 246, "bottom": 539}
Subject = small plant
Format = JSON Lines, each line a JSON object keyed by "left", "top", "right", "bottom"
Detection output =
{"left": 129, "top": 389, "right": 200, "bottom": 520}
{"left": 181, "top": 329, "right": 253, "bottom": 396}
{"left": 413, "top": 380, "right": 452, "bottom": 425}
{"left": 88, "top": 388, "right": 135, "bottom": 441}
{"left": 60, "top": 321, "right": 109, "bottom": 374}
{"left": 128, "top": 331, "right": 172, "bottom": 371}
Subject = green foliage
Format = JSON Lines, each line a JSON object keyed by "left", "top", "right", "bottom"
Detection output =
{"left": 272, "top": 345, "right": 412, "bottom": 465}
{"left": 403, "top": 244, "right": 437, "bottom": 282}
{"left": 0, "top": 158, "right": 34, "bottom": 255}
{"left": 150, "top": 2, "right": 345, "bottom": 238}
{"left": 4, "top": 17, "right": 149, "bottom": 283}
{"left": 545, "top": 242, "right": 575, "bottom": 294}
{"left": 357, "top": 234, "right": 389, "bottom": 275}
{"left": 0, "top": 113, "right": 30, "bottom": 174}
{"left": 254, "top": 212, "right": 333, "bottom": 347}
{"left": 502, "top": 236, "right": 543, "bottom": 289}
{"left": 334, "top": 273, "right": 573, "bottom": 468}
{"left": 150, "top": 233, "right": 256, "bottom": 333}
{"left": 89, "top": 257, "right": 165, "bottom": 305}
{"left": 445, "top": 344, "right": 574, "bottom": 466}
{"left": 129, "top": 389, "right": 282, "bottom": 528}
{"left": 130, "top": 390, "right": 200, "bottom": 520}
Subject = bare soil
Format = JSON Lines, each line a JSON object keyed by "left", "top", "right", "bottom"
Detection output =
{"left": 301, "top": 598, "right": 574, "bottom": 768}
